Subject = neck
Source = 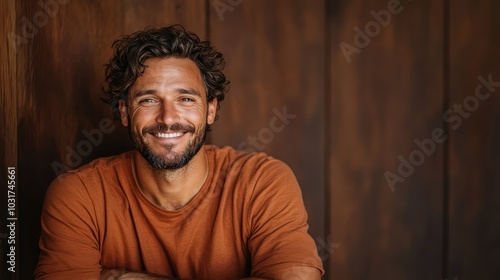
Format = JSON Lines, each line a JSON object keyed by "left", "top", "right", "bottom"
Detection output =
{"left": 132, "top": 146, "right": 209, "bottom": 210}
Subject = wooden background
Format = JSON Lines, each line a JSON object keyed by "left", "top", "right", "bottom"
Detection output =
{"left": 1, "top": 0, "right": 499, "bottom": 279}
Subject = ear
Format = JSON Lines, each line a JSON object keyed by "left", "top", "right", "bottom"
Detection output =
{"left": 118, "top": 99, "right": 129, "bottom": 126}
{"left": 207, "top": 98, "right": 218, "bottom": 125}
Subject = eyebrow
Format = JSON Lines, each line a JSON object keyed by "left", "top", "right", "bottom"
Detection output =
{"left": 175, "top": 87, "right": 202, "bottom": 97}
{"left": 132, "top": 87, "right": 202, "bottom": 98}
{"left": 133, "top": 89, "right": 157, "bottom": 98}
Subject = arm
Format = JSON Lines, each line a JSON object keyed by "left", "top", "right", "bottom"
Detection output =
{"left": 101, "top": 269, "right": 320, "bottom": 280}
{"left": 245, "top": 159, "right": 324, "bottom": 279}
{"left": 263, "top": 267, "right": 322, "bottom": 280}
{"left": 35, "top": 173, "right": 102, "bottom": 279}
{"left": 101, "top": 269, "right": 169, "bottom": 279}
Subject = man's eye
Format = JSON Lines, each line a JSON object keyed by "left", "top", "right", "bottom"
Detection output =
{"left": 139, "top": 98, "right": 157, "bottom": 104}
{"left": 181, "top": 97, "right": 194, "bottom": 102}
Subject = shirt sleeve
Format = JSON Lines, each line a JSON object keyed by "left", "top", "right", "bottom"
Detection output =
{"left": 246, "top": 158, "right": 324, "bottom": 278}
{"left": 35, "top": 172, "right": 102, "bottom": 279}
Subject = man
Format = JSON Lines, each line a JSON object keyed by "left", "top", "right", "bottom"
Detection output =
{"left": 35, "top": 24, "right": 323, "bottom": 280}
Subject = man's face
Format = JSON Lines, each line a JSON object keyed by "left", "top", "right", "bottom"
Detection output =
{"left": 119, "top": 57, "right": 217, "bottom": 170}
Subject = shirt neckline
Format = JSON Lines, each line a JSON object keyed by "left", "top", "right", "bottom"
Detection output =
{"left": 127, "top": 148, "right": 216, "bottom": 219}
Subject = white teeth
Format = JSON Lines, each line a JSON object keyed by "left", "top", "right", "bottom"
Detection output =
{"left": 155, "top": 132, "right": 184, "bottom": 138}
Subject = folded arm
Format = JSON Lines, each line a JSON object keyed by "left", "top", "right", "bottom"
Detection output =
{"left": 101, "top": 267, "right": 320, "bottom": 280}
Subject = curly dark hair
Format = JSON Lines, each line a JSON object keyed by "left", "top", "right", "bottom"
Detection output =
{"left": 102, "top": 24, "right": 229, "bottom": 121}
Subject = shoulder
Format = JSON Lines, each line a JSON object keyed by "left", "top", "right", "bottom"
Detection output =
{"left": 205, "top": 145, "right": 299, "bottom": 196}
{"left": 205, "top": 144, "right": 288, "bottom": 168}
{"left": 64, "top": 151, "right": 132, "bottom": 180}
{"left": 69, "top": 151, "right": 133, "bottom": 175}
{"left": 47, "top": 151, "right": 134, "bottom": 201}
{"left": 206, "top": 145, "right": 294, "bottom": 177}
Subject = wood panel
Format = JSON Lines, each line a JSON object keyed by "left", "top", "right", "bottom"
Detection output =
{"left": 208, "top": 0, "right": 327, "bottom": 271}
{"left": 328, "top": 0, "right": 444, "bottom": 279}
{"left": 15, "top": 1, "right": 125, "bottom": 278}
{"left": 122, "top": 0, "right": 206, "bottom": 38}
{"left": 448, "top": 0, "right": 500, "bottom": 279}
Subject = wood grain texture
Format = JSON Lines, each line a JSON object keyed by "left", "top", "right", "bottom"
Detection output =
{"left": 123, "top": 0, "right": 207, "bottom": 37}
{"left": 16, "top": 1, "right": 126, "bottom": 277}
{"left": 0, "top": 1, "right": 18, "bottom": 167}
{"left": 1, "top": 2, "right": 20, "bottom": 279}
{"left": 207, "top": 0, "right": 327, "bottom": 266}
{"left": 448, "top": 0, "right": 500, "bottom": 279}
{"left": 328, "top": 0, "right": 444, "bottom": 279}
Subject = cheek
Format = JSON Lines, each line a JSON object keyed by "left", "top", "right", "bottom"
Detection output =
{"left": 129, "top": 107, "right": 141, "bottom": 120}
{"left": 128, "top": 107, "right": 155, "bottom": 132}
{"left": 129, "top": 106, "right": 155, "bottom": 121}
{"left": 181, "top": 106, "right": 206, "bottom": 121}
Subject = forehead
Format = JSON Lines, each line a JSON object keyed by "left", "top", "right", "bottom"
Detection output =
{"left": 130, "top": 57, "right": 205, "bottom": 95}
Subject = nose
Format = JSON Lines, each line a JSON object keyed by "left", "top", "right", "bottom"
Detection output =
{"left": 156, "top": 101, "right": 179, "bottom": 125}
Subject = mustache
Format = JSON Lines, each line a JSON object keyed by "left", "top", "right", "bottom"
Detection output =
{"left": 142, "top": 123, "right": 195, "bottom": 135}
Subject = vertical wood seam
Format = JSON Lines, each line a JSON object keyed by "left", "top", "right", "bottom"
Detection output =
{"left": 204, "top": 0, "right": 211, "bottom": 40}
{"left": 442, "top": 0, "right": 451, "bottom": 279}
{"left": 324, "top": 0, "right": 333, "bottom": 278}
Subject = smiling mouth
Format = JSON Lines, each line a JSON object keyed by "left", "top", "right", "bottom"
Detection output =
{"left": 153, "top": 132, "right": 185, "bottom": 139}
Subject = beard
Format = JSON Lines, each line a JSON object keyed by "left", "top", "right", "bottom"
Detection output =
{"left": 129, "top": 121, "right": 208, "bottom": 170}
